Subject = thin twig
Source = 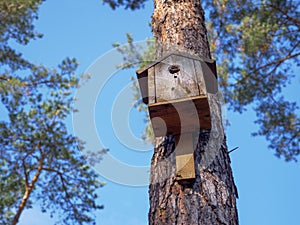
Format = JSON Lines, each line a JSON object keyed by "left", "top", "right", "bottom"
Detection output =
{"left": 228, "top": 147, "right": 239, "bottom": 154}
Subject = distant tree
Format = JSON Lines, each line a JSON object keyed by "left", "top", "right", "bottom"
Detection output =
{"left": 0, "top": 1, "right": 105, "bottom": 224}
{"left": 106, "top": 0, "right": 300, "bottom": 162}
{"left": 203, "top": 0, "right": 300, "bottom": 161}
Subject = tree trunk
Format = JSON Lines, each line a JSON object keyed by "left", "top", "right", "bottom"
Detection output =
{"left": 149, "top": 1, "right": 239, "bottom": 224}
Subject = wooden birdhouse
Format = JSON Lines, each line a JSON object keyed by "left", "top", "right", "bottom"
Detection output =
{"left": 136, "top": 51, "right": 218, "bottom": 182}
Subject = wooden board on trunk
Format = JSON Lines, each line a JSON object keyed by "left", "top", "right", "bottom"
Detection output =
{"left": 175, "top": 133, "right": 196, "bottom": 181}
{"left": 176, "top": 154, "right": 195, "bottom": 181}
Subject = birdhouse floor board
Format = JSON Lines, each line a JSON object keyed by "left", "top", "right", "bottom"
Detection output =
{"left": 148, "top": 96, "right": 211, "bottom": 137}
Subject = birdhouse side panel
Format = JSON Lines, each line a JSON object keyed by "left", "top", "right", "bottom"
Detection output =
{"left": 148, "top": 67, "right": 156, "bottom": 104}
{"left": 137, "top": 70, "right": 149, "bottom": 105}
{"left": 201, "top": 61, "right": 218, "bottom": 94}
{"left": 193, "top": 60, "right": 207, "bottom": 95}
{"left": 155, "top": 55, "right": 200, "bottom": 103}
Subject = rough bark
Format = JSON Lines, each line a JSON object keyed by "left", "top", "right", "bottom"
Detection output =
{"left": 152, "top": 0, "right": 211, "bottom": 58}
{"left": 149, "top": 1, "right": 239, "bottom": 224}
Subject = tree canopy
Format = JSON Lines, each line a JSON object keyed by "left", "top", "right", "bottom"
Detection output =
{"left": 0, "top": 1, "right": 104, "bottom": 224}
{"left": 106, "top": 0, "right": 300, "bottom": 161}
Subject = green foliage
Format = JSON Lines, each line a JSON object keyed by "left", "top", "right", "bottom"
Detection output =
{"left": 203, "top": 0, "right": 300, "bottom": 161}
{"left": 114, "top": 34, "right": 156, "bottom": 142}
{"left": 102, "top": 0, "right": 147, "bottom": 10}
{"left": 0, "top": 61, "right": 105, "bottom": 225}
{"left": 0, "top": 0, "right": 44, "bottom": 70}
{"left": 0, "top": 1, "right": 105, "bottom": 224}
{"left": 112, "top": 0, "right": 300, "bottom": 161}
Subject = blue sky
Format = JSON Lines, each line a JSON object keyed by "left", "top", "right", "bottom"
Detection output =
{"left": 11, "top": 0, "right": 300, "bottom": 225}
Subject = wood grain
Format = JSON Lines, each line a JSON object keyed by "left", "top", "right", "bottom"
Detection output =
{"left": 155, "top": 54, "right": 199, "bottom": 103}
{"left": 149, "top": 96, "right": 211, "bottom": 137}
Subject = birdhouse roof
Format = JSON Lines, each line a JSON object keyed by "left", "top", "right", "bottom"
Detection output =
{"left": 136, "top": 51, "right": 216, "bottom": 77}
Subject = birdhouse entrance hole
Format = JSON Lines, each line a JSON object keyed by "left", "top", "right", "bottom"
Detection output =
{"left": 168, "top": 65, "right": 180, "bottom": 74}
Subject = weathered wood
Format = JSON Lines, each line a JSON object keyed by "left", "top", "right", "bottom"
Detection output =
{"left": 148, "top": 67, "right": 156, "bottom": 104}
{"left": 175, "top": 133, "right": 196, "bottom": 181}
{"left": 136, "top": 51, "right": 218, "bottom": 106}
{"left": 194, "top": 60, "right": 207, "bottom": 95}
{"left": 136, "top": 51, "right": 216, "bottom": 76}
{"left": 155, "top": 54, "right": 199, "bottom": 103}
{"left": 137, "top": 70, "right": 149, "bottom": 104}
{"left": 201, "top": 61, "right": 218, "bottom": 94}
{"left": 148, "top": 96, "right": 211, "bottom": 137}
{"left": 175, "top": 154, "right": 195, "bottom": 180}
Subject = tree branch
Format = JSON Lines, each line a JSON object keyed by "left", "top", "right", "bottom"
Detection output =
{"left": 21, "top": 158, "right": 29, "bottom": 188}
{"left": 41, "top": 167, "right": 72, "bottom": 197}
{"left": 41, "top": 166, "right": 80, "bottom": 215}
{"left": 253, "top": 52, "right": 300, "bottom": 74}
{"left": 267, "top": 3, "right": 300, "bottom": 27}
{"left": 0, "top": 76, "right": 9, "bottom": 81}
{"left": 12, "top": 152, "right": 46, "bottom": 225}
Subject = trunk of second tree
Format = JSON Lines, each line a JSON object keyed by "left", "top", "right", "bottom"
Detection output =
{"left": 149, "top": 1, "right": 239, "bottom": 224}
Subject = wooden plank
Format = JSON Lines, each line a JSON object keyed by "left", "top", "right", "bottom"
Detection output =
{"left": 149, "top": 95, "right": 206, "bottom": 106}
{"left": 154, "top": 56, "right": 174, "bottom": 102}
{"left": 148, "top": 96, "right": 211, "bottom": 137}
{"left": 173, "top": 54, "right": 199, "bottom": 98}
{"left": 176, "top": 154, "right": 195, "bottom": 181}
{"left": 201, "top": 61, "right": 218, "bottom": 94}
{"left": 136, "top": 51, "right": 216, "bottom": 80}
{"left": 135, "top": 51, "right": 216, "bottom": 75}
{"left": 148, "top": 67, "right": 156, "bottom": 104}
{"left": 136, "top": 70, "right": 149, "bottom": 104}
{"left": 155, "top": 55, "right": 200, "bottom": 103}
{"left": 194, "top": 60, "right": 207, "bottom": 95}
{"left": 175, "top": 133, "right": 195, "bottom": 155}
{"left": 175, "top": 133, "right": 195, "bottom": 181}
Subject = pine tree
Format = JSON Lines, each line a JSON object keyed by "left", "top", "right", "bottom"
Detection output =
{"left": 147, "top": 1, "right": 238, "bottom": 224}
{"left": 0, "top": 1, "right": 105, "bottom": 224}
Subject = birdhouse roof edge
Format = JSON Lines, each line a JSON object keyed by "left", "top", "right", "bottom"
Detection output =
{"left": 136, "top": 51, "right": 215, "bottom": 75}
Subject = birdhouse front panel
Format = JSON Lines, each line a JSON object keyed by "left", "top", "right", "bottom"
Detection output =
{"left": 154, "top": 54, "right": 200, "bottom": 103}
